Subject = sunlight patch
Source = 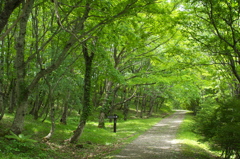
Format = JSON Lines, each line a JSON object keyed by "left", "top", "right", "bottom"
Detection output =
{"left": 173, "top": 120, "right": 183, "bottom": 123}
{"left": 105, "top": 142, "right": 112, "bottom": 145}
{"left": 167, "top": 139, "right": 181, "bottom": 144}
{"left": 178, "top": 139, "right": 208, "bottom": 150}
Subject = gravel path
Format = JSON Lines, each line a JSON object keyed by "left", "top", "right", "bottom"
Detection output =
{"left": 114, "top": 110, "right": 187, "bottom": 159}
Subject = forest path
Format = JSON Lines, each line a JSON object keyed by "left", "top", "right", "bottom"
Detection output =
{"left": 113, "top": 110, "right": 187, "bottom": 159}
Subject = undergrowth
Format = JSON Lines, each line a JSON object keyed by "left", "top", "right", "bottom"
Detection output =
{"left": 176, "top": 112, "right": 221, "bottom": 159}
{"left": 0, "top": 109, "right": 170, "bottom": 159}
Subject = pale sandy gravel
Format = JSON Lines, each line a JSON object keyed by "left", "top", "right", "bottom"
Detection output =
{"left": 113, "top": 110, "right": 187, "bottom": 159}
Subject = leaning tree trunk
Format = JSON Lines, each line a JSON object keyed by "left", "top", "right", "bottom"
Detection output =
{"left": 67, "top": 41, "right": 94, "bottom": 143}
{"left": 10, "top": 0, "right": 34, "bottom": 135}
{"left": 43, "top": 78, "right": 56, "bottom": 140}
{"left": 43, "top": 97, "right": 55, "bottom": 140}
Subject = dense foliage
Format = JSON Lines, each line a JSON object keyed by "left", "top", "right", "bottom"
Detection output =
{"left": 1, "top": 0, "right": 240, "bottom": 158}
{"left": 195, "top": 98, "right": 240, "bottom": 159}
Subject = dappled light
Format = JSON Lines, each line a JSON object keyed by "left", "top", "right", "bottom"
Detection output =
{"left": 114, "top": 111, "right": 187, "bottom": 158}
{"left": 167, "top": 139, "right": 181, "bottom": 144}
{"left": 154, "top": 123, "right": 168, "bottom": 127}
{"left": 173, "top": 120, "right": 183, "bottom": 123}
{"left": 0, "top": 0, "right": 238, "bottom": 158}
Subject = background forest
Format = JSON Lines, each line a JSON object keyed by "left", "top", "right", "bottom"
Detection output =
{"left": 0, "top": 0, "right": 240, "bottom": 158}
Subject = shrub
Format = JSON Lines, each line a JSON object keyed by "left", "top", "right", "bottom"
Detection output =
{"left": 194, "top": 98, "right": 240, "bottom": 159}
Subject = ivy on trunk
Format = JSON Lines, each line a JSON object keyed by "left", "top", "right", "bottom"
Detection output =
{"left": 67, "top": 41, "right": 94, "bottom": 143}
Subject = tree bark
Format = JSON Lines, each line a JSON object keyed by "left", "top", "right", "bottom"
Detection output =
{"left": 98, "top": 80, "right": 113, "bottom": 128}
{"left": 8, "top": 79, "right": 16, "bottom": 114}
{"left": 108, "top": 85, "right": 120, "bottom": 120}
{"left": 123, "top": 87, "right": 128, "bottom": 121}
{"left": 140, "top": 95, "right": 146, "bottom": 118}
{"left": 0, "top": 40, "right": 4, "bottom": 120}
{"left": 67, "top": 41, "right": 94, "bottom": 143}
{"left": 98, "top": 112, "right": 105, "bottom": 128}
{"left": 10, "top": 0, "right": 80, "bottom": 134}
{"left": 43, "top": 88, "right": 55, "bottom": 140}
{"left": 60, "top": 90, "right": 71, "bottom": 125}
{"left": 10, "top": 0, "right": 34, "bottom": 135}
{"left": 148, "top": 97, "right": 155, "bottom": 117}
{"left": 29, "top": 90, "right": 44, "bottom": 120}
{"left": 0, "top": 0, "right": 24, "bottom": 34}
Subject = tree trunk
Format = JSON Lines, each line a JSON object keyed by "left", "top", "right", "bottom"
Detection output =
{"left": 67, "top": 41, "right": 94, "bottom": 143}
{"left": 123, "top": 102, "right": 129, "bottom": 121}
{"left": 44, "top": 95, "right": 55, "bottom": 140}
{"left": 43, "top": 76, "right": 56, "bottom": 140}
{"left": 123, "top": 87, "right": 128, "bottom": 121}
{"left": 0, "top": 40, "right": 4, "bottom": 120}
{"left": 29, "top": 89, "right": 44, "bottom": 120}
{"left": 33, "top": 96, "right": 44, "bottom": 120}
{"left": 98, "top": 80, "right": 112, "bottom": 128}
{"left": 98, "top": 112, "right": 105, "bottom": 128}
{"left": 148, "top": 97, "right": 155, "bottom": 117}
{"left": 60, "top": 90, "right": 71, "bottom": 125}
{"left": 0, "top": 92, "right": 4, "bottom": 120}
{"left": 8, "top": 79, "right": 16, "bottom": 114}
{"left": 41, "top": 100, "right": 49, "bottom": 123}
{"left": 60, "top": 105, "right": 68, "bottom": 125}
{"left": 135, "top": 91, "right": 142, "bottom": 117}
{"left": 10, "top": 0, "right": 34, "bottom": 135}
{"left": 0, "top": 0, "right": 24, "bottom": 34}
{"left": 140, "top": 95, "right": 146, "bottom": 118}
{"left": 108, "top": 85, "right": 120, "bottom": 120}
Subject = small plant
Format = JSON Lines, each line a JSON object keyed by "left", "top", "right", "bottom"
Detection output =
{"left": 5, "top": 131, "right": 37, "bottom": 143}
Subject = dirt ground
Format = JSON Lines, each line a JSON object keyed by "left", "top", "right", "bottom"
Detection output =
{"left": 113, "top": 110, "right": 187, "bottom": 159}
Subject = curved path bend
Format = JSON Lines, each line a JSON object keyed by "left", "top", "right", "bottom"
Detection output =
{"left": 114, "top": 110, "right": 187, "bottom": 159}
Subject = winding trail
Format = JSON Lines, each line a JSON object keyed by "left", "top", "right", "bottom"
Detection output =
{"left": 114, "top": 110, "right": 187, "bottom": 159}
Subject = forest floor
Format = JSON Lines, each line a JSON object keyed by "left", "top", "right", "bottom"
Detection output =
{"left": 112, "top": 110, "right": 192, "bottom": 159}
{"left": 1, "top": 110, "right": 220, "bottom": 159}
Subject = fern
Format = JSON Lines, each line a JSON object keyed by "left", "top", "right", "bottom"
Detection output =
{"left": 5, "top": 131, "right": 37, "bottom": 143}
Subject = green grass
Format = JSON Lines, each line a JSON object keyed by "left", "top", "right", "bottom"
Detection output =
{"left": 0, "top": 110, "right": 170, "bottom": 159}
{"left": 176, "top": 112, "right": 221, "bottom": 159}
{"left": 4, "top": 110, "right": 222, "bottom": 159}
